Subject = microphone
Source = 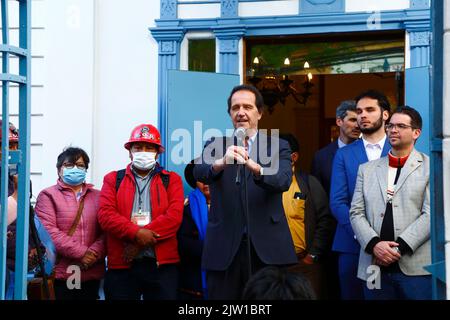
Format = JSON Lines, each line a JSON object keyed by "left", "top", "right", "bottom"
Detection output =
{"left": 235, "top": 127, "right": 246, "bottom": 147}
{"left": 234, "top": 127, "right": 247, "bottom": 185}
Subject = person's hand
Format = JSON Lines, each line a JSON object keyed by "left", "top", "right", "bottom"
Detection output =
{"left": 224, "top": 145, "right": 248, "bottom": 165}
{"left": 28, "top": 248, "right": 39, "bottom": 270}
{"left": 374, "top": 257, "right": 390, "bottom": 267}
{"left": 7, "top": 231, "right": 13, "bottom": 239}
{"left": 302, "top": 254, "right": 315, "bottom": 265}
{"left": 212, "top": 145, "right": 249, "bottom": 172}
{"left": 245, "top": 158, "right": 262, "bottom": 176}
{"left": 123, "top": 244, "right": 142, "bottom": 263}
{"left": 373, "top": 241, "right": 401, "bottom": 265}
{"left": 135, "top": 228, "right": 160, "bottom": 247}
{"left": 80, "top": 250, "right": 98, "bottom": 269}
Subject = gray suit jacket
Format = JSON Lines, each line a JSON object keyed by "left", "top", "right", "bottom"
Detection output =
{"left": 350, "top": 148, "right": 430, "bottom": 281}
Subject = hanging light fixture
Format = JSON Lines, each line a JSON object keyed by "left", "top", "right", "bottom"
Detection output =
{"left": 247, "top": 56, "right": 314, "bottom": 113}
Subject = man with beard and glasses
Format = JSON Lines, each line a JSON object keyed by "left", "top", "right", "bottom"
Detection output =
{"left": 329, "top": 90, "right": 391, "bottom": 300}
{"left": 350, "top": 106, "right": 431, "bottom": 300}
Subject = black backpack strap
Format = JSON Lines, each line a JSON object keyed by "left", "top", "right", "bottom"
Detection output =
{"left": 115, "top": 169, "right": 126, "bottom": 192}
{"left": 116, "top": 168, "right": 169, "bottom": 191}
{"left": 161, "top": 174, "right": 170, "bottom": 190}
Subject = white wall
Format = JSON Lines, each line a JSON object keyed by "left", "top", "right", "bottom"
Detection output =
{"left": 36, "top": 0, "right": 159, "bottom": 195}
{"left": 1, "top": 0, "right": 47, "bottom": 197}
{"left": 240, "top": 0, "right": 299, "bottom": 17}
{"left": 91, "top": 0, "right": 159, "bottom": 188}
{"left": 178, "top": 3, "right": 220, "bottom": 19}
{"left": 41, "top": 0, "right": 95, "bottom": 194}
{"left": 346, "top": 0, "right": 410, "bottom": 12}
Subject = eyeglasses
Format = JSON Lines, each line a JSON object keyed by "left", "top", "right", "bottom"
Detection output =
{"left": 63, "top": 162, "right": 86, "bottom": 170}
{"left": 385, "top": 123, "right": 415, "bottom": 131}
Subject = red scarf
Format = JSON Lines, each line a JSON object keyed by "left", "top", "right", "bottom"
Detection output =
{"left": 388, "top": 151, "right": 409, "bottom": 168}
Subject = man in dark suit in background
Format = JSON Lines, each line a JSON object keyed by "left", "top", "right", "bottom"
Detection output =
{"left": 311, "top": 100, "right": 360, "bottom": 196}
{"left": 310, "top": 100, "right": 360, "bottom": 299}
{"left": 193, "top": 84, "right": 297, "bottom": 300}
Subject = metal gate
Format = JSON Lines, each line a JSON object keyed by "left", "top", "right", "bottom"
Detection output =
{"left": 0, "top": 0, "right": 31, "bottom": 300}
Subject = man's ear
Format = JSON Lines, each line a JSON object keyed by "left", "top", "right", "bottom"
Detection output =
{"left": 291, "top": 152, "right": 299, "bottom": 164}
{"left": 413, "top": 128, "right": 421, "bottom": 141}
{"left": 336, "top": 118, "right": 343, "bottom": 127}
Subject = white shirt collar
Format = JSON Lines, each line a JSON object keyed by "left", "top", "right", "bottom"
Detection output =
{"left": 247, "top": 130, "right": 257, "bottom": 144}
{"left": 362, "top": 134, "right": 387, "bottom": 150}
{"left": 246, "top": 130, "right": 257, "bottom": 154}
{"left": 337, "top": 138, "right": 347, "bottom": 149}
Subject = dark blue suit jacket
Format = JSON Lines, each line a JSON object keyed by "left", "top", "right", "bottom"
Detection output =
{"left": 311, "top": 140, "right": 339, "bottom": 196}
{"left": 193, "top": 133, "right": 297, "bottom": 271}
{"left": 329, "top": 138, "right": 390, "bottom": 254}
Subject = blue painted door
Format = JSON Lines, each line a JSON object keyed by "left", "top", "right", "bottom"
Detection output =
{"left": 405, "top": 66, "right": 430, "bottom": 155}
{"left": 166, "top": 70, "right": 240, "bottom": 194}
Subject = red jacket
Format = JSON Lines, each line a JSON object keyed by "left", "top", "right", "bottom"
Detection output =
{"left": 98, "top": 164, "right": 184, "bottom": 269}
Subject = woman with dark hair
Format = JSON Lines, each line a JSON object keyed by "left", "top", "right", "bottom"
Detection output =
{"left": 177, "top": 160, "right": 210, "bottom": 299}
{"left": 35, "top": 147, "right": 105, "bottom": 300}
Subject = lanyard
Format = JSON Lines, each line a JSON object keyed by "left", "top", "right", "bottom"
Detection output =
{"left": 133, "top": 173, "right": 152, "bottom": 213}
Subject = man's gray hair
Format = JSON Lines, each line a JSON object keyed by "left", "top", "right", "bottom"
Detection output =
{"left": 336, "top": 100, "right": 357, "bottom": 119}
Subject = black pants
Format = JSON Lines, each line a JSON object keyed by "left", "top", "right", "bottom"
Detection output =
{"left": 288, "top": 256, "right": 325, "bottom": 299}
{"left": 104, "top": 258, "right": 178, "bottom": 300}
{"left": 54, "top": 279, "right": 100, "bottom": 300}
{"left": 206, "top": 237, "right": 266, "bottom": 300}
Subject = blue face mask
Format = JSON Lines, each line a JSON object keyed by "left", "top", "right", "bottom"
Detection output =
{"left": 62, "top": 167, "right": 86, "bottom": 186}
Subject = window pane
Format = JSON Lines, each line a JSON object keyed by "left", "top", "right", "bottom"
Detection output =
{"left": 246, "top": 34, "right": 405, "bottom": 77}
{"left": 189, "top": 39, "right": 215, "bottom": 72}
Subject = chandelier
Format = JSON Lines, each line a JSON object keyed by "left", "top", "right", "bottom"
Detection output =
{"left": 247, "top": 57, "right": 314, "bottom": 114}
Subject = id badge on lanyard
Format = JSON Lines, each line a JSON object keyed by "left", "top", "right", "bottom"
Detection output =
{"left": 132, "top": 209, "right": 150, "bottom": 227}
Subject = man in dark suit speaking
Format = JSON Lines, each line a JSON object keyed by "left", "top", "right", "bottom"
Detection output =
{"left": 193, "top": 84, "right": 297, "bottom": 300}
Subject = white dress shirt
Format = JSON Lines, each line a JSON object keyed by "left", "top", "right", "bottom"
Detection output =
{"left": 246, "top": 131, "right": 257, "bottom": 155}
{"left": 362, "top": 134, "right": 387, "bottom": 161}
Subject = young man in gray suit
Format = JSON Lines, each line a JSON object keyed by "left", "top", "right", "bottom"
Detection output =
{"left": 350, "top": 106, "right": 431, "bottom": 300}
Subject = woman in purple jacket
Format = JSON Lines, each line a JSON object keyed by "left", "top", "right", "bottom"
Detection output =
{"left": 35, "top": 147, "right": 105, "bottom": 300}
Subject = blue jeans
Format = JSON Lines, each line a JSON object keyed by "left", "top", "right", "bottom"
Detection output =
{"left": 338, "top": 253, "right": 365, "bottom": 300}
{"left": 364, "top": 271, "right": 431, "bottom": 300}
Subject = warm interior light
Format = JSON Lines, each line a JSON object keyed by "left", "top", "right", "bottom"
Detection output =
{"left": 304, "top": 61, "right": 310, "bottom": 69}
{"left": 284, "top": 58, "right": 290, "bottom": 66}
{"left": 253, "top": 57, "right": 259, "bottom": 64}
{"left": 307, "top": 73, "right": 313, "bottom": 81}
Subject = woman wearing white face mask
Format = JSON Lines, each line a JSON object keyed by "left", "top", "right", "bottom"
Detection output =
{"left": 98, "top": 124, "right": 184, "bottom": 300}
{"left": 35, "top": 147, "right": 105, "bottom": 300}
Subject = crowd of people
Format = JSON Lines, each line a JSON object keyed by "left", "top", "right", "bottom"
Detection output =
{"left": 1, "top": 84, "right": 430, "bottom": 300}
